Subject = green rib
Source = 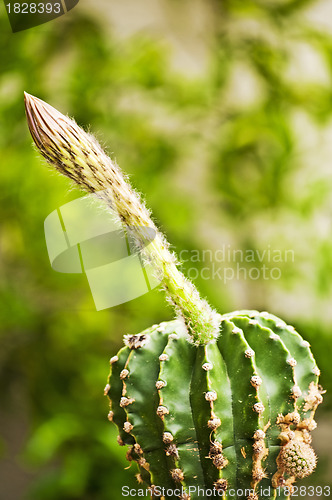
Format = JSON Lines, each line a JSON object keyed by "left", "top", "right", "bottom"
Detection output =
{"left": 217, "top": 318, "right": 262, "bottom": 499}
{"left": 123, "top": 327, "right": 177, "bottom": 492}
{"left": 231, "top": 315, "right": 295, "bottom": 500}
{"left": 253, "top": 313, "right": 319, "bottom": 414}
{"left": 159, "top": 331, "right": 205, "bottom": 499}
{"left": 108, "top": 346, "right": 135, "bottom": 446}
{"left": 190, "top": 345, "right": 219, "bottom": 488}
{"left": 206, "top": 341, "right": 235, "bottom": 490}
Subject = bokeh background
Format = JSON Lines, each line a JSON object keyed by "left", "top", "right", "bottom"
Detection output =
{"left": 1, "top": 0, "right": 332, "bottom": 498}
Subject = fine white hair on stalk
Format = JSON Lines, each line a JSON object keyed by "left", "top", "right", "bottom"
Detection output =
{"left": 24, "top": 92, "right": 221, "bottom": 345}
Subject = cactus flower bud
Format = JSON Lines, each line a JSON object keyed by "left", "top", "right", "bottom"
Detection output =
{"left": 24, "top": 92, "right": 221, "bottom": 345}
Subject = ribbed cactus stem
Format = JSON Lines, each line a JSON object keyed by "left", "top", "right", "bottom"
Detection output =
{"left": 24, "top": 93, "right": 221, "bottom": 344}
{"left": 106, "top": 311, "right": 323, "bottom": 500}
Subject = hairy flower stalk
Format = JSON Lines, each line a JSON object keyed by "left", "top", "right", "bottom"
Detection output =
{"left": 24, "top": 93, "right": 221, "bottom": 344}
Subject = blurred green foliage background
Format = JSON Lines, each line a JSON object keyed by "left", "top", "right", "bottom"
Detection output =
{"left": 1, "top": 0, "right": 332, "bottom": 498}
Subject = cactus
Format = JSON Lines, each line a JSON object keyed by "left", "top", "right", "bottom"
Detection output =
{"left": 24, "top": 94, "right": 324, "bottom": 500}
{"left": 106, "top": 313, "right": 323, "bottom": 500}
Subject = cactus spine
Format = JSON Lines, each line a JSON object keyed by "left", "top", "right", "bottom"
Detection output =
{"left": 25, "top": 94, "right": 324, "bottom": 500}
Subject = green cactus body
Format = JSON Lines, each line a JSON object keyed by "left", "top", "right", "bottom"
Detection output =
{"left": 23, "top": 95, "right": 324, "bottom": 500}
{"left": 107, "top": 311, "right": 322, "bottom": 500}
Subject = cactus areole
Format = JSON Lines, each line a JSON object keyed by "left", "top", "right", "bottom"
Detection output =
{"left": 24, "top": 93, "right": 324, "bottom": 500}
